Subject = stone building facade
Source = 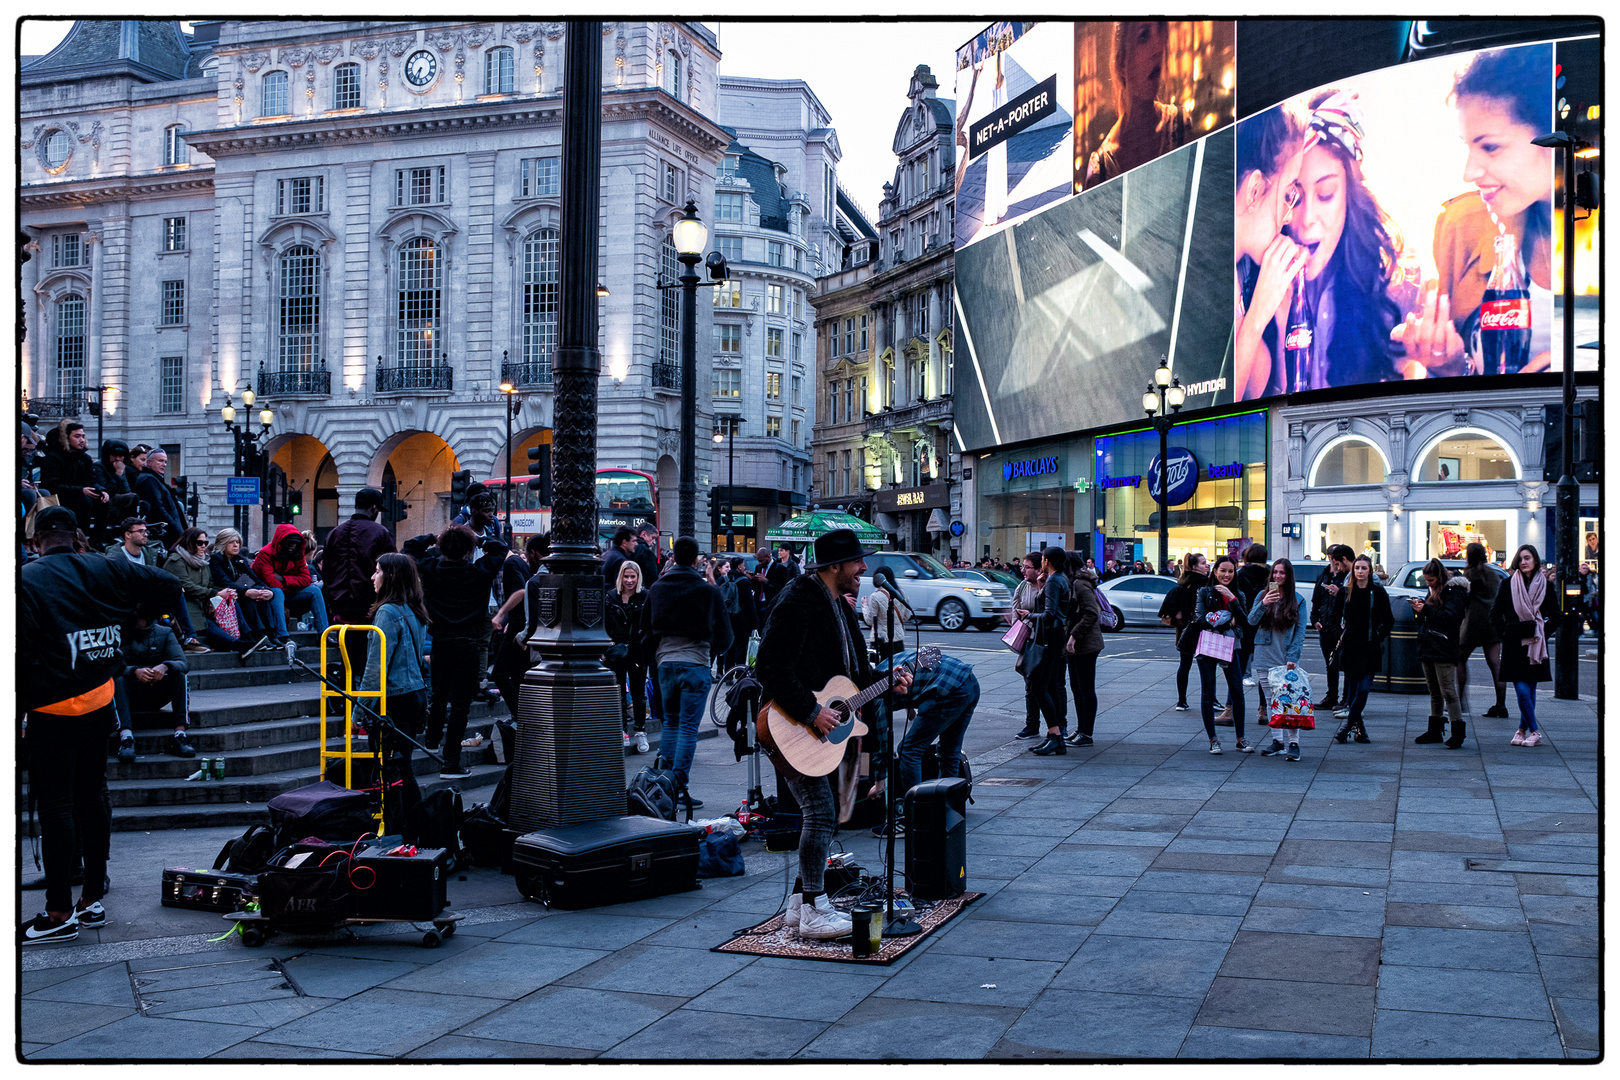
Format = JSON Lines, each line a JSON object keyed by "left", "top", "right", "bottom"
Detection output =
{"left": 812, "top": 64, "right": 962, "bottom": 557}
{"left": 21, "top": 18, "right": 734, "bottom": 549}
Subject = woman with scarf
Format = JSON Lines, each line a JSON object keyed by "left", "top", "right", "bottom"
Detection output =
{"left": 1011, "top": 552, "right": 1045, "bottom": 741}
{"left": 164, "top": 527, "right": 239, "bottom": 653}
{"left": 1329, "top": 554, "right": 1394, "bottom": 744}
{"left": 1193, "top": 555, "right": 1252, "bottom": 754}
{"left": 1489, "top": 544, "right": 1561, "bottom": 746}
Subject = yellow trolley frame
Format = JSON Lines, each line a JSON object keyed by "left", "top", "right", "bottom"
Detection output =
{"left": 319, "top": 625, "right": 387, "bottom": 834}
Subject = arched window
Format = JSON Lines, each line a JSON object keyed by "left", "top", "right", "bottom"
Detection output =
{"left": 332, "top": 63, "right": 361, "bottom": 110}
{"left": 1415, "top": 430, "right": 1519, "bottom": 482}
{"left": 396, "top": 238, "right": 441, "bottom": 366}
{"left": 278, "top": 245, "right": 320, "bottom": 373}
{"left": 521, "top": 229, "right": 558, "bottom": 382}
{"left": 663, "top": 51, "right": 682, "bottom": 101}
{"left": 162, "top": 124, "right": 187, "bottom": 166}
{"left": 200, "top": 55, "right": 219, "bottom": 77}
{"left": 659, "top": 236, "right": 679, "bottom": 374}
{"left": 485, "top": 47, "right": 514, "bottom": 95}
{"left": 55, "top": 294, "right": 86, "bottom": 402}
{"left": 1309, "top": 437, "right": 1390, "bottom": 487}
{"left": 262, "top": 70, "right": 289, "bottom": 117}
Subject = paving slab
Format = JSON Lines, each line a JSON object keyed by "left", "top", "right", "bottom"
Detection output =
{"left": 684, "top": 960, "right": 887, "bottom": 1022}
{"left": 1196, "top": 975, "right": 1376, "bottom": 1037}
{"left": 1049, "top": 934, "right": 1228, "bottom": 998}
{"left": 600, "top": 1008, "right": 826, "bottom": 1059}
{"left": 1376, "top": 965, "right": 1554, "bottom": 1022}
{"left": 1000, "top": 988, "right": 1203, "bottom": 1058}
{"left": 404, "top": 1034, "right": 599, "bottom": 1059}
{"left": 18, "top": 998, "right": 136, "bottom": 1045}
{"left": 1370, "top": 1009, "right": 1564, "bottom": 1059}
{"left": 455, "top": 986, "right": 685, "bottom": 1051}
{"left": 1217, "top": 931, "right": 1380, "bottom": 985}
{"left": 871, "top": 951, "right": 1061, "bottom": 1008}
{"left": 380, "top": 940, "right": 607, "bottom": 999}
{"left": 29, "top": 1012, "right": 264, "bottom": 1060}
{"left": 251, "top": 986, "right": 505, "bottom": 1056}
{"left": 796, "top": 997, "right": 1021, "bottom": 1060}
{"left": 1178, "top": 1025, "right": 1370, "bottom": 1059}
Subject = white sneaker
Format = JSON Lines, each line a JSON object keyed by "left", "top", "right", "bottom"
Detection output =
{"left": 634, "top": 731, "right": 650, "bottom": 754}
{"left": 1242, "top": 677, "right": 1256, "bottom": 687}
{"left": 796, "top": 894, "right": 852, "bottom": 940}
{"left": 783, "top": 892, "right": 802, "bottom": 930}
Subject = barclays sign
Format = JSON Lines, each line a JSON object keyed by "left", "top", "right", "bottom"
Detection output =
{"left": 1146, "top": 448, "right": 1200, "bottom": 507}
{"left": 1003, "top": 455, "right": 1060, "bottom": 482}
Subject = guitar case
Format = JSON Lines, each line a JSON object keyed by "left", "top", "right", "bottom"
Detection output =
{"left": 511, "top": 816, "right": 701, "bottom": 910}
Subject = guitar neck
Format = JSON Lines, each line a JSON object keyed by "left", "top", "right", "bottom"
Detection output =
{"left": 844, "top": 664, "right": 907, "bottom": 714}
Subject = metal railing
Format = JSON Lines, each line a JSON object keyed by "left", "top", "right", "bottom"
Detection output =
{"left": 500, "top": 358, "right": 553, "bottom": 388}
{"left": 21, "top": 394, "right": 81, "bottom": 419}
{"left": 258, "top": 364, "right": 331, "bottom": 397}
{"left": 375, "top": 358, "right": 453, "bottom": 393}
{"left": 651, "top": 361, "right": 680, "bottom": 391}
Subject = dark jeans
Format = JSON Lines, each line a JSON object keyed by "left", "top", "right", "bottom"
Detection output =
{"left": 1068, "top": 650, "right": 1099, "bottom": 737}
{"left": 239, "top": 589, "right": 287, "bottom": 640}
{"left": 1319, "top": 630, "right": 1342, "bottom": 702}
{"left": 777, "top": 769, "right": 836, "bottom": 894}
{"left": 425, "top": 638, "right": 480, "bottom": 770}
{"left": 1198, "top": 656, "right": 1246, "bottom": 741}
{"left": 379, "top": 687, "right": 426, "bottom": 815}
{"left": 491, "top": 632, "right": 532, "bottom": 721}
{"left": 895, "top": 678, "right": 977, "bottom": 800}
{"left": 1344, "top": 672, "right": 1376, "bottom": 726}
{"left": 657, "top": 662, "right": 711, "bottom": 782}
{"left": 1175, "top": 645, "right": 1197, "bottom": 705}
{"left": 126, "top": 670, "right": 188, "bottom": 728}
{"left": 1033, "top": 643, "right": 1067, "bottom": 734}
{"left": 617, "top": 662, "right": 649, "bottom": 733}
{"left": 28, "top": 705, "right": 114, "bottom": 915}
{"left": 1021, "top": 670, "right": 1041, "bottom": 731}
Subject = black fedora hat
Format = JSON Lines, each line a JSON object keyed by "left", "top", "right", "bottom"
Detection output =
{"left": 804, "top": 527, "right": 877, "bottom": 570}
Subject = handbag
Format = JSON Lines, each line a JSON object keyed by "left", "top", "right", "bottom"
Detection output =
{"left": 22, "top": 493, "right": 61, "bottom": 540}
{"left": 1001, "top": 618, "right": 1032, "bottom": 653}
{"left": 1015, "top": 640, "right": 1045, "bottom": 677}
{"left": 1195, "top": 629, "right": 1235, "bottom": 663}
{"left": 602, "top": 642, "right": 631, "bottom": 673}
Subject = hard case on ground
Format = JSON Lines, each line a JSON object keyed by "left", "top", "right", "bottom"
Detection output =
{"left": 510, "top": 815, "right": 701, "bottom": 909}
{"left": 351, "top": 847, "right": 451, "bottom": 921}
{"left": 161, "top": 867, "right": 258, "bottom": 912}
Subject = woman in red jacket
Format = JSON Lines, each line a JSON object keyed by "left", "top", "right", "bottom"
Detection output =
{"left": 252, "top": 523, "right": 329, "bottom": 635}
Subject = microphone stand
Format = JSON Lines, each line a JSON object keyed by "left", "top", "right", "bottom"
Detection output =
{"left": 880, "top": 582, "right": 921, "bottom": 937}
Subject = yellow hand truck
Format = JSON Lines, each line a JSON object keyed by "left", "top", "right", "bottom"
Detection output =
{"left": 317, "top": 625, "right": 387, "bottom": 835}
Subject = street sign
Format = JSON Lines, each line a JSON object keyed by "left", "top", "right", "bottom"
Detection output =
{"left": 226, "top": 477, "right": 261, "bottom": 506}
{"left": 949, "top": 520, "right": 965, "bottom": 537}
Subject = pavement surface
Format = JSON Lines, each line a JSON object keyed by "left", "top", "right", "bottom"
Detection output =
{"left": 16, "top": 626, "right": 1602, "bottom": 1060}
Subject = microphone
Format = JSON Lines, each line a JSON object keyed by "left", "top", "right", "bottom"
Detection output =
{"left": 872, "top": 567, "right": 907, "bottom": 604}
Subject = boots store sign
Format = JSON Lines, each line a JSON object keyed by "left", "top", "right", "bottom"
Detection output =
{"left": 1146, "top": 448, "right": 1201, "bottom": 506}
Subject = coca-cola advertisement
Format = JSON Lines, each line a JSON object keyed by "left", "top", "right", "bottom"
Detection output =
{"left": 1233, "top": 39, "right": 1594, "bottom": 401}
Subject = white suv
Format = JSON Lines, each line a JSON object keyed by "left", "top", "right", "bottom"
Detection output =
{"left": 857, "top": 551, "right": 1013, "bottom": 632}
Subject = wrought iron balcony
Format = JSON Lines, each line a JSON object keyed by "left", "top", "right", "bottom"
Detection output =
{"left": 375, "top": 356, "right": 454, "bottom": 394}
{"left": 862, "top": 394, "right": 952, "bottom": 436}
{"left": 21, "top": 393, "right": 81, "bottom": 419}
{"left": 652, "top": 361, "right": 681, "bottom": 391}
{"left": 257, "top": 363, "right": 331, "bottom": 397}
{"left": 500, "top": 357, "right": 554, "bottom": 389}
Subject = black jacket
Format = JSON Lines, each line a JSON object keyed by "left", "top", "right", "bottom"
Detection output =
{"left": 606, "top": 589, "right": 648, "bottom": 666}
{"left": 1414, "top": 576, "right": 1469, "bottom": 663}
{"left": 134, "top": 468, "right": 187, "bottom": 543}
{"left": 602, "top": 546, "right": 631, "bottom": 588}
{"left": 1160, "top": 575, "right": 1204, "bottom": 651}
{"left": 415, "top": 540, "right": 509, "bottom": 641}
{"left": 631, "top": 541, "right": 660, "bottom": 589}
{"left": 1311, "top": 568, "right": 1349, "bottom": 631}
{"left": 642, "top": 565, "right": 732, "bottom": 658}
{"left": 210, "top": 550, "right": 265, "bottom": 592}
{"left": 94, "top": 442, "right": 134, "bottom": 498}
{"left": 19, "top": 546, "right": 184, "bottom": 713}
{"left": 124, "top": 621, "right": 188, "bottom": 675}
{"left": 1234, "top": 563, "right": 1270, "bottom": 648}
{"left": 38, "top": 444, "right": 99, "bottom": 528}
{"left": 765, "top": 558, "right": 796, "bottom": 603}
{"left": 755, "top": 573, "right": 875, "bottom": 729}
{"left": 1331, "top": 582, "right": 1394, "bottom": 675}
{"left": 1194, "top": 582, "right": 1252, "bottom": 643}
{"left": 322, "top": 514, "right": 396, "bottom": 617}
{"left": 1489, "top": 573, "right": 1561, "bottom": 684}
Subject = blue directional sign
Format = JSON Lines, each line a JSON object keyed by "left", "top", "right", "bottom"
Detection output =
{"left": 226, "top": 477, "right": 261, "bottom": 506}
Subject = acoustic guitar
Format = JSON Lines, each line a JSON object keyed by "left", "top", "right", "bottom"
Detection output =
{"left": 756, "top": 646, "right": 942, "bottom": 777}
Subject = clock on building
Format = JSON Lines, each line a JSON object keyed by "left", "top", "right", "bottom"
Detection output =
{"left": 405, "top": 50, "right": 438, "bottom": 87}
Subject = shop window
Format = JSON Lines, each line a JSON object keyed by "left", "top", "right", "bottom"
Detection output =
{"left": 1309, "top": 437, "right": 1388, "bottom": 487}
{"left": 1415, "top": 431, "right": 1518, "bottom": 482}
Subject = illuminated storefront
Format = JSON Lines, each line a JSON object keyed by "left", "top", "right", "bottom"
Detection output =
{"left": 974, "top": 438, "right": 1092, "bottom": 564}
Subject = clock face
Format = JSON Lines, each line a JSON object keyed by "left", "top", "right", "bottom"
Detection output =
{"left": 405, "top": 50, "right": 438, "bottom": 87}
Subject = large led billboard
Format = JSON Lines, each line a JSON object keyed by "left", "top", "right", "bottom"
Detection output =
{"left": 951, "top": 22, "right": 1601, "bottom": 453}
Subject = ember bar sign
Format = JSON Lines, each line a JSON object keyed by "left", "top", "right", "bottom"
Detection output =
{"left": 875, "top": 485, "right": 951, "bottom": 513}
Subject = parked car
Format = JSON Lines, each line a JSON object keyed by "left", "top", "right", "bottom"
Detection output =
{"left": 856, "top": 552, "right": 1013, "bottom": 631}
{"left": 1385, "top": 559, "right": 1506, "bottom": 595}
{"left": 1098, "top": 574, "right": 1309, "bottom": 633}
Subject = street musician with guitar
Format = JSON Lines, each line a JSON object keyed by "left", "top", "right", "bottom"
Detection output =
{"left": 754, "top": 529, "right": 913, "bottom": 940}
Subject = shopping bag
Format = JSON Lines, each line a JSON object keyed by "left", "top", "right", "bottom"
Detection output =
{"left": 210, "top": 594, "right": 240, "bottom": 637}
{"left": 1266, "top": 664, "right": 1315, "bottom": 730}
{"left": 1001, "top": 618, "right": 1032, "bottom": 653}
{"left": 1194, "top": 630, "right": 1234, "bottom": 663}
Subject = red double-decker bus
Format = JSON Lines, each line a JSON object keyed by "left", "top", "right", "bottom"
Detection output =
{"left": 483, "top": 467, "right": 658, "bottom": 549}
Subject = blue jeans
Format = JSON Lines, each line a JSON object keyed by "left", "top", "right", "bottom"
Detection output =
{"left": 1513, "top": 681, "right": 1540, "bottom": 730}
{"left": 896, "top": 679, "right": 978, "bottom": 801}
{"left": 1345, "top": 672, "right": 1376, "bottom": 726}
{"left": 281, "top": 583, "right": 329, "bottom": 632}
{"left": 657, "top": 662, "right": 711, "bottom": 782}
{"left": 240, "top": 589, "right": 287, "bottom": 640}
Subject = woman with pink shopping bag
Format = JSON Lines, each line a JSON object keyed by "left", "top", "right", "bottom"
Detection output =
{"left": 1193, "top": 555, "right": 1253, "bottom": 755}
{"left": 1247, "top": 558, "right": 1311, "bottom": 761}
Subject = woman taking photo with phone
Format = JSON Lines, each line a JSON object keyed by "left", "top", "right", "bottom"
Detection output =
{"left": 1489, "top": 544, "right": 1561, "bottom": 746}
{"left": 1248, "top": 558, "right": 1308, "bottom": 760}
{"left": 1411, "top": 558, "right": 1471, "bottom": 748}
{"left": 1330, "top": 554, "right": 1394, "bottom": 744}
{"left": 1193, "top": 555, "right": 1251, "bottom": 754}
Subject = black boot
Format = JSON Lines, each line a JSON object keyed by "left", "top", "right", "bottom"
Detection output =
{"left": 1333, "top": 717, "right": 1352, "bottom": 744}
{"left": 1444, "top": 719, "right": 1467, "bottom": 749}
{"left": 1031, "top": 734, "right": 1067, "bottom": 755}
{"left": 1414, "top": 716, "right": 1446, "bottom": 744}
{"left": 1353, "top": 722, "right": 1371, "bottom": 744}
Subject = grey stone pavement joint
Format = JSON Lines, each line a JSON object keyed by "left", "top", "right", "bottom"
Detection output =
{"left": 17, "top": 636, "right": 1601, "bottom": 1060}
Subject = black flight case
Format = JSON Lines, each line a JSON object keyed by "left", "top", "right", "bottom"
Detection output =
{"left": 511, "top": 816, "right": 701, "bottom": 909}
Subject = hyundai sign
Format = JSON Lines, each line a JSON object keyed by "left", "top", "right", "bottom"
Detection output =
{"left": 1145, "top": 448, "right": 1200, "bottom": 506}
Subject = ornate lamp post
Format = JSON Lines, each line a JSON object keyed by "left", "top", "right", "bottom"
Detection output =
{"left": 498, "top": 371, "right": 520, "bottom": 543}
{"left": 658, "top": 200, "right": 727, "bottom": 539}
{"left": 1142, "top": 357, "right": 1185, "bottom": 575}
{"left": 221, "top": 388, "right": 274, "bottom": 540}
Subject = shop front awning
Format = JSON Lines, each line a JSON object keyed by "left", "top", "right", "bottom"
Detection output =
{"left": 765, "top": 510, "right": 889, "bottom": 547}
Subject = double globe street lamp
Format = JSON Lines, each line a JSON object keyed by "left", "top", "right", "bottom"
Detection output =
{"left": 1142, "top": 357, "right": 1185, "bottom": 576}
{"left": 658, "top": 199, "right": 727, "bottom": 539}
{"left": 221, "top": 389, "right": 275, "bottom": 539}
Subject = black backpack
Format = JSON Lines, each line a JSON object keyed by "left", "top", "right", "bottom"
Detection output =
{"left": 212, "top": 823, "right": 278, "bottom": 875}
{"left": 626, "top": 765, "right": 693, "bottom": 822}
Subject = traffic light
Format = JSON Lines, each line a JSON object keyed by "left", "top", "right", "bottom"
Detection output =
{"left": 706, "top": 489, "right": 717, "bottom": 526}
{"left": 288, "top": 488, "right": 304, "bottom": 518}
{"left": 720, "top": 500, "right": 732, "bottom": 529}
{"left": 450, "top": 469, "right": 471, "bottom": 507}
{"left": 526, "top": 445, "right": 551, "bottom": 504}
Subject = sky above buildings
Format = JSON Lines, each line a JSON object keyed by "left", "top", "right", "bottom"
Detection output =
{"left": 18, "top": 16, "right": 984, "bottom": 223}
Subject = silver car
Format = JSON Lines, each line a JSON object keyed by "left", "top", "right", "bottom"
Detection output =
{"left": 857, "top": 552, "right": 1013, "bottom": 632}
{"left": 1096, "top": 574, "right": 1177, "bottom": 632}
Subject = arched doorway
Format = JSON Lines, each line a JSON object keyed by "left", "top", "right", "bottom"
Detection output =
{"left": 371, "top": 431, "right": 461, "bottom": 544}
{"left": 264, "top": 433, "right": 333, "bottom": 548}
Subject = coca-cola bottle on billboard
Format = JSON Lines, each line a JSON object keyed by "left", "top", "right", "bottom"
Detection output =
{"left": 1283, "top": 271, "right": 1314, "bottom": 392}
{"left": 1479, "top": 232, "right": 1531, "bottom": 375}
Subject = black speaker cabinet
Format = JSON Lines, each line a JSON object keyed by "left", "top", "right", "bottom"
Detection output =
{"left": 904, "top": 777, "right": 968, "bottom": 899}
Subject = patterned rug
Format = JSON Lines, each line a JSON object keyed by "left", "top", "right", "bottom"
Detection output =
{"left": 712, "top": 892, "right": 981, "bottom": 965}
